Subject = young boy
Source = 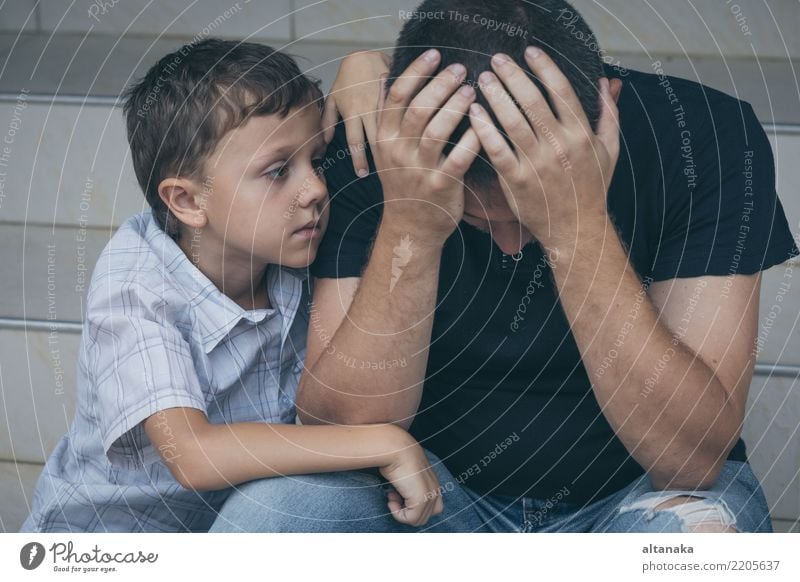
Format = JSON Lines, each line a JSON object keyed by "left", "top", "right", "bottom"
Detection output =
{"left": 20, "top": 39, "right": 442, "bottom": 533}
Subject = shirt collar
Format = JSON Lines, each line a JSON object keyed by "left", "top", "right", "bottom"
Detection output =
{"left": 144, "top": 213, "right": 309, "bottom": 354}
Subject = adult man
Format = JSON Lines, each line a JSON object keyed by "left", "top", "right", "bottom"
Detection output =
{"left": 212, "top": 0, "right": 798, "bottom": 532}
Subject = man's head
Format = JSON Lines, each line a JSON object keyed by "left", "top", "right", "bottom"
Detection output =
{"left": 388, "top": 0, "right": 604, "bottom": 246}
{"left": 390, "top": 0, "right": 603, "bottom": 178}
{"left": 123, "top": 38, "right": 329, "bottom": 268}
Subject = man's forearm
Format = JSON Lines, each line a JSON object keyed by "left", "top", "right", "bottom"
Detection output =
{"left": 299, "top": 218, "right": 444, "bottom": 428}
{"left": 545, "top": 217, "right": 741, "bottom": 489}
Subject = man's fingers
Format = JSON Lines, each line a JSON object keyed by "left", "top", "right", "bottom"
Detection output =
{"left": 419, "top": 83, "right": 475, "bottom": 158}
{"left": 400, "top": 63, "right": 467, "bottom": 140}
{"left": 477, "top": 69, "right": 537, "bottom": 151}
{"left": 441, "top": 127, "right": 480, "bottom": 178}
{"left": 489, "top": 53, "right": 555, "bottom": 137}
{"left": 523, "top": 46, "right": 587, "bottom": 129}
{"left": 468, "top": 103, "right": 517, "bottom": 174}
{"left": 596, "top": 77, "right": 621, "bottom": 163}
{"left": 380, "top": 49, "right": 441, "bottom": 133}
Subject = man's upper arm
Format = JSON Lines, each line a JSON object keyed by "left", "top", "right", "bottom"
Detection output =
{"left": 647, "top": 273, "right": 761, "bottom": 422}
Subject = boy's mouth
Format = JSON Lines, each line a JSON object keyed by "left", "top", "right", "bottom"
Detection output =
{"left": 292, "top": 218, "right": 323, "bottom": 239}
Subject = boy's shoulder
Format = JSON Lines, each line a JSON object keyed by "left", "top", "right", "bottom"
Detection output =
{"left": 84, "top": 211, "right": 202, "bottom": 328}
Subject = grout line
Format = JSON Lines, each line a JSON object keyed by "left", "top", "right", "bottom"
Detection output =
{"left": 0, "top": 95, "right": 797, "bottom": 133}
{"left": 0, "top": 318, "right": 82, "bottom": 333}
{"left": 0, "top": 458, "right": 44, "bottom": 467}
{"left": 0, "top": 220, "right": 117, "bottom": 231}
{"left": 753, "top": 364, "right": 800, "bottom": 379}
{"left": 0, "top": 93, "right": 121, "bottom": 106}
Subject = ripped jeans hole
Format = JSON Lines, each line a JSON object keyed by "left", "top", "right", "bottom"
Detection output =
{"left": 621, "top": 494, "right": 738, "bottom": 531}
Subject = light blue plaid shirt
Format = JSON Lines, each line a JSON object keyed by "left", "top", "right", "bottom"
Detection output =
{"left": 20, "top": 211, "right": 310, "bottom": 532}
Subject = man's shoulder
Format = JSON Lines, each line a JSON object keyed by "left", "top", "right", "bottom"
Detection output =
{"left": 614, "top": 64, "right": 760, "bottom": 141}
{"left": 613, "top": 64, "right": 767, "bottom": 175}
{"left": 615, "top": 64, "right": 745, "bottom": 111}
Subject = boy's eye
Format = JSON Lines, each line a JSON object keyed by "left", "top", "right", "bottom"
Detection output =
{"left": 264, "top": 163, "right": 289, "bottom": 180}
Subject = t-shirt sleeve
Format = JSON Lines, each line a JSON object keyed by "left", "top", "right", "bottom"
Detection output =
{"left": 649, "top": 100, "right": 799, "bottom": 281}
{"left": 85, "top": 282, "right": 207, "bottom": 470}
{"left": 311, "top": 122, "right": 383, "bottom": 279}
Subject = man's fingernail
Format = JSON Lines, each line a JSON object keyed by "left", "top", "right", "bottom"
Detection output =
{"left": 492, "top": 53, "right": 510, "bottom": 67}
{"left": 459, "top": 84, "right": 475, "bottom": 97}
{"left": 423, "top": 49, "right": 439, "bottom": 62}
{"left": 526, "top": 46, "right": 542, "bottom": 59}
{"left": 470, "top": 103, "right": 483, "bottom": 116}
{"left": 479, "top": 71, "right": 495, "bottom": 85}
{"left": 357, "top": 168, "right": 369, "bottom": 178}
{"left": 448, "top": 63, "right": 466, "bottom": 77}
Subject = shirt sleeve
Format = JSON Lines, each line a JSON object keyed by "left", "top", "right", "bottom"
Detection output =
{"left": 311, "top": 122, "right": 383, "bottom": 279}
{"left": 85, "top": 281, "right": 207, "bottom": 471}
{"left": 649, "top": 100, "right": 799, "bottom": 282}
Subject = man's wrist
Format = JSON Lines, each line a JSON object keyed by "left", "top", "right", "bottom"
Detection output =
{"left": 378, "top": 213, "right": 451, "bottom": 251}
{"left": 537, "top": 214, "right": 616, "bottom": 265}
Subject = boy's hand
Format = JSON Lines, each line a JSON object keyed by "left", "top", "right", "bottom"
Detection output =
{"left": 373, "top": 49, "right": 481, "bottom": 245}
{"left": 469, "top": 48, "right": 622, "bottom": 247}
{"left": 378, "top": 431, "right": 444, "bottom": 527}
{"left": 323, "top": 50, "right": 391, "bottom": 176}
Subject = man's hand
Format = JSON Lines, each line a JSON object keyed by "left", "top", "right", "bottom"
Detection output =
{"left": 468, "top": 47, "right": 623, "bottom": 247}
{"left": 374, "top": 49, "right": 481, "bottom": 245}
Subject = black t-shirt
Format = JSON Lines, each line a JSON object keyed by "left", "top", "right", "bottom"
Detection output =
{"left": 311, "top": 65, "right": 800, "bottom": 505}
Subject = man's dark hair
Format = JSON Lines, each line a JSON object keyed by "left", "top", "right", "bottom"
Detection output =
{"left": 123, "top": 38, "right": 323, "bottom": 239}
{"left": 388, "top": 0, "right": 604, "bottom": 186}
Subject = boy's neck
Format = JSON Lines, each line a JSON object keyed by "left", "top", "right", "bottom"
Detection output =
{"left": 177, "top": 236, "right": 271, "bottom": 312}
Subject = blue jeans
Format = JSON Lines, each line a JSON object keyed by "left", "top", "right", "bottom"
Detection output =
{"left": 208, "top": 450, "right": 773, "bottom": 533}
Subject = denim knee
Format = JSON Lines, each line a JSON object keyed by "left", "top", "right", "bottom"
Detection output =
{"left": 209, "top": 470, "right": 413, "bottom": 533}
{"left": 592, "top": 461, "right": 772, "bottom": 533}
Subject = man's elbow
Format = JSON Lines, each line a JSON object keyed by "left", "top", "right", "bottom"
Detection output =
{"left": 296, "top": 401, "right": 399, "bottom": 427}
{"left": 650, "top": 456, "right": 726, "bottom": 491}
{"left": 296, "top": 387, "right": 413, "bottom": 429}
{"left": 295, "top": 375, "right": 368, "bottom": 426}
{"left": 295, "top": 376, "right": 342, "bottom": 425}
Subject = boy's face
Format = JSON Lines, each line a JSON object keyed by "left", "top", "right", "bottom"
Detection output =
{"left": 196, "top": 105, "right": 329, "bottom": 269}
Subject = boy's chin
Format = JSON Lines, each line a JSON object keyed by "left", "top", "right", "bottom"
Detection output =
{"left": 272, "top": 251, "right": 317, "bottom": 270}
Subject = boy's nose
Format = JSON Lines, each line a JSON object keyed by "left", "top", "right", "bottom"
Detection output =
{"left": 298, "top": 169, "right": 327, "bottom": 207}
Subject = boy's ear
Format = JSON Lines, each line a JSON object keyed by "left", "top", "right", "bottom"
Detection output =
{"left": 157, "top": 177, "right": 207, "bottom": 230}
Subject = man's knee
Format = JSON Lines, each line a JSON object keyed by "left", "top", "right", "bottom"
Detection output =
{"left": 651, "top": 495, "right": 737, "bottom": 533}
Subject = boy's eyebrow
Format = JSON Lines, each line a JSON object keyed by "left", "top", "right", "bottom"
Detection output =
{"left": 248, "top": 148, "right": 293, "bottom": 167}
{"left": 248, "top": 139, "right": 327, "bottom": 168}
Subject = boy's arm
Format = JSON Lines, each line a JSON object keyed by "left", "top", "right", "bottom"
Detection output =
{"left": 322, "top": 50, "right": 390, "bottom": 175}
{"left": 143, "top": 407, "right": 443, "bottom": 526}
